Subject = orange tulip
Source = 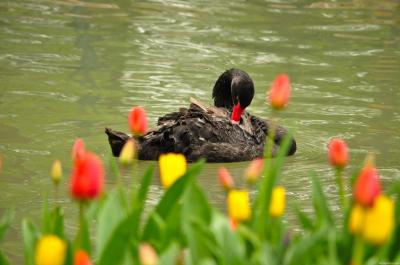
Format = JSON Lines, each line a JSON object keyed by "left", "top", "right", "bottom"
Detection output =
{"left": 72, "top": 139, "right": 85, "bottom": 161}
{"left": 139, "top": 243, "right": 158, "bottom": 265}
{"left": 70, "top": 152, "right": 104, "bottom": 200}
{"left": 328, "top": 138, "right": 348, "bottom": 168}
{"left": 229, "top": 217, "right": 239, "bottom": 230}
{"left": 268, "top": 74, "right": 291, "bottom": 110}
{"left": 244, "top": 158, "right": 264, "bottom": 184}
{"left": 128, "top": 106, "right": 148, "bottom": 136}
{"left": 353, "top": 166, "right": 381, "bottom": 207}
{"left": 218, "top": 167, "right": 234, "bottom": 191}
{"left": 74, "top": 249, "right": 92, "bottom": 265}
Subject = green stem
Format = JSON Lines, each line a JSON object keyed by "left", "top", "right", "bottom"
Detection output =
{"left": 54, "top": 184, "right": 59, "bottom": 208}
{"left": 335, "top": 168, "right": 347, "bottom": 211}
{"left": 352, "top": 235, "right": 365, "bottom": 265}
{"left": 130, "top": 157, "right": 138, "bottom": 206}
{"left": 79, "top": 202, "right": 85, "bottom": 231}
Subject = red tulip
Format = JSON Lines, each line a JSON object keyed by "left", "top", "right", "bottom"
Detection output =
{"left": 72, "top": 139, "right": 85, "bottom": 161}
{"left": 328, "top": 138, "right": 348, "bottom": 168}
{"left": 218, "top": 167, "right": 234, "bottom": 191}
{"left": 128, "top": 106, "right": 148, "bottom": 136}
{"left": 74, "top": 249, "right": 92, "bottom": 265}
{"left": 354, "top": 166, "right": 381, "bottom": 207}
{"left": 268, "top": 74, "right": 291, "bottom": 110}
{"left": 70, "top": 152, "right": 104, "bottom": 200}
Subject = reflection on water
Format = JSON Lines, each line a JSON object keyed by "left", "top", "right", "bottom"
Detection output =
{"left": 0, "top": 0, "right": 399, "bottom": 262}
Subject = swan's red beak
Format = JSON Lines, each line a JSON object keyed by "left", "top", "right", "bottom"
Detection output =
{"left": 231, "top": 103, "right": 244, "bottom": 123}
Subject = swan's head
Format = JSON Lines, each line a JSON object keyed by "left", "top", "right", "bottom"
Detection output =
{"left": 230, "top": 75, "right": 254, "bottom": 122}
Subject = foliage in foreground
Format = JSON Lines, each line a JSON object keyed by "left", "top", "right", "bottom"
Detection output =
{"left": 0, "top": 133, "right": 399, "bottom": 265}
{"left": 0, "top": 74, "right": 399, "bottom": 265}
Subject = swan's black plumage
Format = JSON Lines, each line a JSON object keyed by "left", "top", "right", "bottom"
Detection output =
{"left": 106, "top": 69, "right": 296, "bottom": 162}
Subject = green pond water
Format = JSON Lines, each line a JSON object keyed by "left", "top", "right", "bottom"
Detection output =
{"left": 0, "top": 0, "right": 399, "bottom": 262}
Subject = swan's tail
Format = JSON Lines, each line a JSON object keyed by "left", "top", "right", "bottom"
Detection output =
{"left": 105, "top": 127, "right": 130, "bottom": 157}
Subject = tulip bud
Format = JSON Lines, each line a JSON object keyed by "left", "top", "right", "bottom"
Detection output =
{"left": 269, "top": 186, "right": 286, "bottom": 217}
{"left": 139, "top": 243, "right": 158, "bottom": 265}
{"left": 218, "top": 167, "right": 234, "bottom": 191}
{"left": 70, "top": 152, "right": 104, "bottom": 200}
{"left": 362, "top": 195, "right": 394, "bottom": 245}
{"left": 72, "top": 139, "right": 85, "bottom": 161}
{"left": 51, "top": 160, "right": 62, "bottom": 185}
{"left": 74, "top": 249, "right": 92, "bottom": 265}
{"left": 128, "top": 106, "right": 148, "bottom": 136}
{"left": 227, "top": 189, "right": 251, "bottom": 222}
{"left": 348, "top": 204, "right": 365, "bottom": 235}
{"left": 268, "top": 74, "right": 291, "bottom": 110}
{"left": 328, "top": 138, "right": 348, "bottom": 168}
{"left": 229, "top": 217, "right": 239, "bottom": 231}
{"left": 119, "top": 139, "right": 136, "bottom": 166}
{"left": 35, "top": 235, "right": 67, "bottom": 265}
{"left": 353, "top": 166, "right": 381, "bottom": 207}
{"left": 244, "top": 158, "right": 264, "bottom": 184}
{"left": 159, "top": 153, "right": 187, "bottom": 189}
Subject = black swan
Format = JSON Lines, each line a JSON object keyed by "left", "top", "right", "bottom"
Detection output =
{"left": 105, "top": 69, "right": 296, "bottom": 162}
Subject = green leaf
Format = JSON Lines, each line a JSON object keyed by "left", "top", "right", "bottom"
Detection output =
{"left": 131, "top": 165, "right": 155, "bottom": 237}
{"left": 159, "top": 242, "right": 181, "bottom": 264}
{"left": 252, "top": 131, "right": 294, "bottom": 238}
{"left": 311, "top": 173, "right": 334, "bottom": 228}
{"left": 51, "top": 206, "right": 64, "bottom": 238}
{"left": 284, "top": 226, "right": 329, "bottom": 265}
{"left": 159, "top": 203, "right": 183, "bottom": 251}
{"left": 141, "top": 160, "right": 204, "bottom": 242}
{"left": 74, "top": 204, "right": 91, "bottom": 254}
{"left": 294, "top": 205, "right": 314, "bottom": 231}
{"left": 0, "top": 209, "right": 14, "bottom": 241}
{"left": 157, "top": 160, "right": 204, "bottom": 217}
{"left": 143, "top": 212, "right": 166, "bottom": 248}
{"left": 251, "top": 243, "right": 278, "bottom": 265}
{"left": 41, "top": 195, "right": 51, "bottom": 234}
{"left": 182, "top": 183, "right": 212, "bottom": 228}
{"left": 97, "top": 210, "right": 138, "bottom": 265}
{"left": 96, "top": 189, "right": 128, "bottom": 258}
{"left": 0, "top": 250, "right": 10, "bottom": 265}
{"left": 186, "top": 218, "right": 220, "bottom": 263}
{"left": 210, "top": 212, "right": 246, "bottom": 265}
{"left": 22, "top": 219, "right": 40, "bottom": 265}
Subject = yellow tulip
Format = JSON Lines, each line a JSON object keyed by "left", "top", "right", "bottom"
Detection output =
{"left": 362, "top": 195, "right": 394, "bottom": 245}
{"left": 269, "top": 186, "right": 285, "bottom": 217}
{"left": 51, "top": 160, "right": 62, "bottom": 185}
{"left": 159, "top": 153, "right": 187, "bottom": 189}
{"left": 119, "top": 139, "right": 136, "bottom": 166}
{"left": 35, "top": 235, "right": 66, "bottom": 265}
{"left": 227, "top": 189, "right": 251, "bottom": 222}
{"left": 348, "top": 204, "right": 365, "bottom": 234}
